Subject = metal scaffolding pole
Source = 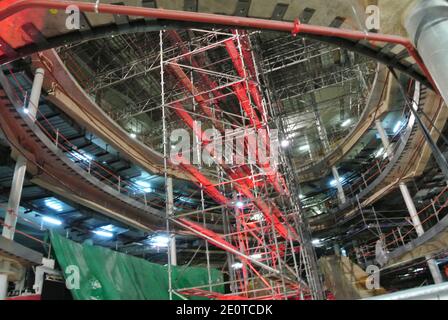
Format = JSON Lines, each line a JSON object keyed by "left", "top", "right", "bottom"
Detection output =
{"left": 159, "top": 30, "right": 174, "bottom": 300}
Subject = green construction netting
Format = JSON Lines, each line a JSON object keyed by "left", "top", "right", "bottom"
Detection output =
{"left": 50, "top": 231, "right": 224, "bottom": 300}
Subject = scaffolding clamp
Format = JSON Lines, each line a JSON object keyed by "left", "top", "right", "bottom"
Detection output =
{"left": 291, "top": 18, "right": 301, "bottom": 37}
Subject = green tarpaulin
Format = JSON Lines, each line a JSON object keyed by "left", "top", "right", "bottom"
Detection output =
{"left": 50, "top": 231, "right": 224, "bottom": 300}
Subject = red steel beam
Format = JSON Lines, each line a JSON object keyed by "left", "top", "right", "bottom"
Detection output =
{"left": 225, "top": 39, "right": 288, "bottom": 195}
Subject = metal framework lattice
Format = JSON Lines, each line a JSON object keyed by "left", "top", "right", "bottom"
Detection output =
{"left": 154, "top": 29, "right": 324, "bottom": 300}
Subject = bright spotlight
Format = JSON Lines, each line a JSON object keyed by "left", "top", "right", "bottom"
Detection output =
{"left": 374, "top": 147, "right": 385, "bottom": 158}
{"left": 231, "top": 262, "right": 243, "bottom": 270}
{"left": 341, "top": 119, "right": 351, "bottom": 127}
{"left": 235, "top": 201, "right": 244, "bottom": 208}
{"left": 93, "top": 230, "right": 114, "bottom": 238}
{"left": 281, "top": 140, "right": 290, "bottom": 148}
{"left": 42, "top": 216, "right": 62, "bottom": 226}
{"left": 150, "top": 235, "right": 170, "bottom": 247}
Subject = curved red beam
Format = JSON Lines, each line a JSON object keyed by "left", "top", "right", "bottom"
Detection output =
{"left": 0, "top": 0, "right": 438, "bottom": 91}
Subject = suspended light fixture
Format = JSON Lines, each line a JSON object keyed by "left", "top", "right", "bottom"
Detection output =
{"left": 93, "top": 230, "right": 114, "bottom": 238}
{"left": 42, "top": 216, "right": 62, "bottom": 226}
{"left": 149, "top": 235, "right": 170, "bottom": 248}
{"left": 281, "top": 139, "right": 290, "bottom": 148}
{"left": 341, "top": 119, "right": 351, "bottom": 127}
{"left": 231, "top": 262, "right": 243, "bottom": 270}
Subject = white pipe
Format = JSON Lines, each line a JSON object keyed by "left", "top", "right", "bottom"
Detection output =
{"left": 27, "top": 68, "right": 45, "bottom": 119}
{"left": 399, "top": 182, "right": 425, "bottom": 236}
{"left": 405, "top": 0, "right": 448, "bottom": 106}
{"left": 2, "top": 156, "right": 27, "bottom": 240}
{"left": 364, "top": 281, "right": 448, "bottom": 300}
{"left": 0, "top": 274, "right": 8, "bottom": 300}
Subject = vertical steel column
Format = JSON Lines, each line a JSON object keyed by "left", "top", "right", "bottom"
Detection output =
{"left": 332, "top": 166, "right": 346, "bottom": 204}
{"left": 375, "top": 119, "right": 393, "bottom": 160}
{"left": 405, "top": 0, "right": 448, "bottom": 106}
{"left": 0, "top": 273, "right": 8, "bottom": 300}
{"left": 2, "top": 68, "right": 44, "bottom": 240}
{"left": 399, "top": 182, "right": 443, "bottom": 284}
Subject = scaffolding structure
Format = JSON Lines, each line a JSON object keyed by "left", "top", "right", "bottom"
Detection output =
{"left": 155, "top": 29, "right": 324, "bottom": 300}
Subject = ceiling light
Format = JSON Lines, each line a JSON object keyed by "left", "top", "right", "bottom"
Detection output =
{"left": 311, "top": 239, "right": 322, "bottom": 247}
{"left": 135, "top": 180, "right": 153, "bottom": 193}
{"left": 100, "top": 224, "right": 115, "bottom": 232}
{"left": 235, "top": 201, "right": 244, "bottom": 208}
{"left": 280, "top": 139, "right": 290, "bottom": 148}
{"left": 149, "top": 235, "right": 170, "bottom": 247}
{"left": 93, "top": 230, "right": 114, "bottom": 238}
{"left": 77, "top": 151, "right": 94, "bottom": 162}
{"left": 299, "top": 194, "right": 305, "bottom": 199}
{"left": 44, "top": 198, "right": 64, "bottom": 212}
{"left": 341, "top": 119, "right": 351, "bottom": 127}
{"left": 250, "top": 253, "right": 262, "bottom": 260}
{"left": 299, "top": 145, "right": 310, "bottom": 151}
{"left": 375, "top": 147, "right": 385, "bottom": 158}
{"left": 130, "top": 133, "right": 137, "bottom": 139}
{"left": 231, "top": 262, "right": 243, "bottom": 270}
{"left": 329, "top": 177, "right": 344, "bottom": 187}
{"left": 23, "top": 107, "right": 29, "bottom": 114}
{"left": 42, "top": 216, "right": 62, "bottom": 226}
